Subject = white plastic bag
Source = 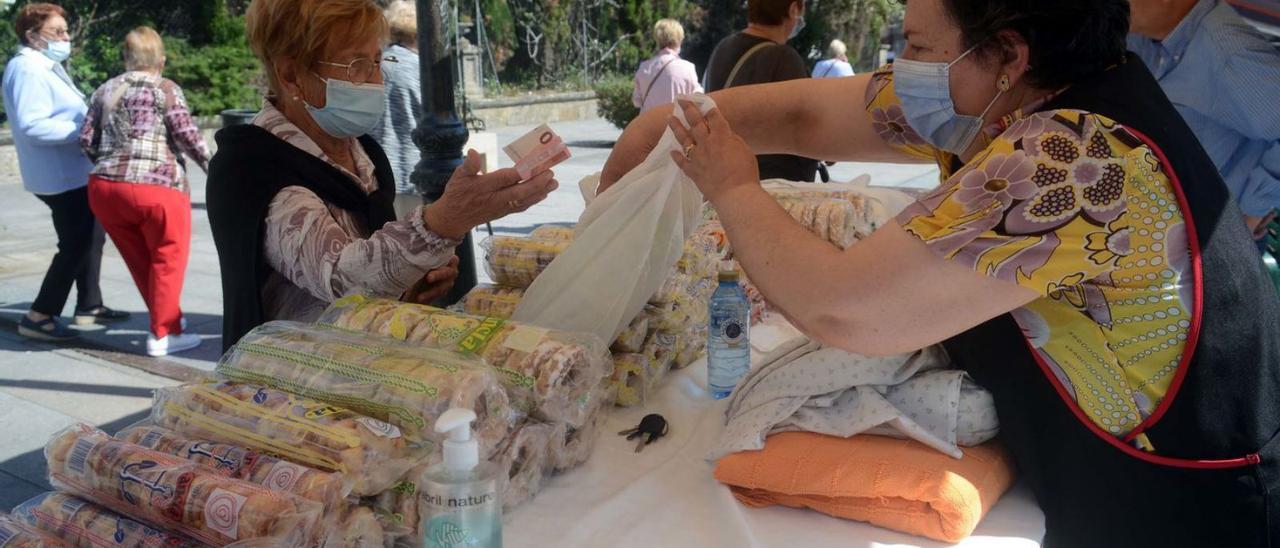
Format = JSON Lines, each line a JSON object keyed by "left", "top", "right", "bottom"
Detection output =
{"left": 513, "top": 94, "right": 714, "bottom": 343}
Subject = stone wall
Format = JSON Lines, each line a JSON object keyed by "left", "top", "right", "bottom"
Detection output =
{"left": 470, "top": 91, "right": 598, "bottom": 128}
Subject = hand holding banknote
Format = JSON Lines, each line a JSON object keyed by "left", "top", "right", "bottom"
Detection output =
{"left": 424, "top": 149, "right": 559, "bottom": 240}
{"left": 504, "top": 124, "right": 572, "bottom": 180}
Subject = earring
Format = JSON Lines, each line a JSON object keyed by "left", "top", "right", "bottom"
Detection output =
{"left": 998, "top": 74, "right": 1011, "bottom": 92}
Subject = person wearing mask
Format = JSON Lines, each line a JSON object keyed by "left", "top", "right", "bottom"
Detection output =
{"left": 1129, "top": 0, "right": 1280, "bottom": 241}
{"left": 812, "top": 39, "right": 855, "bottom": 78}
{"left": 2, "top": 3, "right": 129, "bottom": 343}
{"left": 601, "top": 0, "right": 1280, "bottom": 543}
{"left": 633, "top": 19, "right": 702, "bottom": 114}
{"left": 80, "top": 27, "right": 210, "bottom": 357}
{"left": 702, "top": 0, "right": 819, "bottom": 182}
{"left": 208, "top": 0, "right": 558, "bottom": 350}
{"left": 371, "top": 0, "right": 424, "bottom": 217}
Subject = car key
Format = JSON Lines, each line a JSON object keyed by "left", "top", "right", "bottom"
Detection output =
{"left": 626, "top": 413, "right": 668, "bottom": 453}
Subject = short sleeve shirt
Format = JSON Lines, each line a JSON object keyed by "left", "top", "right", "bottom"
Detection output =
{"left": 865, "top": 67, "right": 1198, "bottom": 450}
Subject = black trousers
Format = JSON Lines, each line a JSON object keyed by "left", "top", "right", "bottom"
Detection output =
{"left": 32, "top": 186, "right": 104, "bottom": 317}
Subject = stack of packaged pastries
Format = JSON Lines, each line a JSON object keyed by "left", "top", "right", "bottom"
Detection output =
{"left": 469, "top": 222, "right": 726, "bottom": 408}
{"left": 310, "top": 297, "right": 615, "bottom": 544}
{"left": 0, "top": 513, "right": 67, "bottom": 547}
{"left": 43, "top": 424, "right": 325, "bottom": 546}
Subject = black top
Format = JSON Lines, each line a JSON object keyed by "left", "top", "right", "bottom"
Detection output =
{"left": 944, "top": 54, "right": 1280, "bottom": 545}
{"left": 703, "top": 32, "right": 818, "bottom": 182}
{"left": 205, "top": 124, "right": 397, "bottom": 351}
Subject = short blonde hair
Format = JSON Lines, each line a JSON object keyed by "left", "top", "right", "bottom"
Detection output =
{"left": 653, "top": 19, "right": 684, "bottom": 50}
{"left": 123, "top": 27, "right": 165, "bottom": 71}
{"left": 385, "top": 1, "right": 417, "bottom": 45}
{"left": 246, "top": 0, "right": 388, "bottom": 92}
{"left": 827, "top": 39, "right": 847, "bottom": 59}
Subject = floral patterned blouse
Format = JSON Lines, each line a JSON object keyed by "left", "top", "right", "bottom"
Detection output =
{"left": 253, "top": 102, "right": 459, "bottom": 323}
{"left": 866, "top": 68, "right": 1196, "bottom": 452}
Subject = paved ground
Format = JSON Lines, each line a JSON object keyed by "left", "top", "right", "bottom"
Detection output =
{"left": 0, "top": 117, "right": 938, "bottom": 509}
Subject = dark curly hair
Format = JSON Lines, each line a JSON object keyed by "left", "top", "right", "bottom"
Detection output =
{"left": 936, "top": 0, "right": 1130, "bottom": 89}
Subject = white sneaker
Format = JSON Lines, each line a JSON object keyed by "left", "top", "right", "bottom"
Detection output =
{"left": 147, "top": 332, "right": 201, "bottom": 357}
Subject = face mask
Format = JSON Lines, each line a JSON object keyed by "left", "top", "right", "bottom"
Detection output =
{"left": 892, "top": 44, "right": 1005, "bottom": 155}
{"left": 303, "top": 75, "right": 386, "bottom": 139}
{"left": 41, "top": 40, "right": 72, "bottom": 63}
{"left": 789, "top": 15, "right": 806, "bottom": 40}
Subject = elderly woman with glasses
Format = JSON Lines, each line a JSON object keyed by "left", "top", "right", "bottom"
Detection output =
{"left": 207, "top": 0, "right": 559, "bottom": 349}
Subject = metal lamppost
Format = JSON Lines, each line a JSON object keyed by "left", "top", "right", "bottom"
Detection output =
{"left": 412, "top": 0, "right": 475, "bottom": 304}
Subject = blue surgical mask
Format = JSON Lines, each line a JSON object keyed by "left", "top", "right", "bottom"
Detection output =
{"left": 892, "top": 44, "right": 1004, "bottom": 155}
{"left": 304, "top": 74, "right": 387, "bottom": 139}
{"left": 789, "top": 15, "right": 806, "bottom": 40}
{"left": 41, "top": 40, "right": 72, "bottom": 63}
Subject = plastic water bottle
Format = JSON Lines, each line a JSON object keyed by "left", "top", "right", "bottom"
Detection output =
{"left": 708, "top": 262, "right": 750, "bottom": 399}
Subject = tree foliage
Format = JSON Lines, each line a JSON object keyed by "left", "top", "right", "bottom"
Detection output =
{"left": 0, "top": 0, "right": 261, "bottom": 119}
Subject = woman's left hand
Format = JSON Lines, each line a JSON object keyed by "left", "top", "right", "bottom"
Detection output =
{"left": 402, "top": 256, "right": 460, "bottom": 305}
{"left": 669, "top": 100, "right": 760, "bottom": 203}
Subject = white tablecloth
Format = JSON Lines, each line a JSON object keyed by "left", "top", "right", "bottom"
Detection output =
{"left": 505, "top": 323, "right": 1046, "bottom": 547}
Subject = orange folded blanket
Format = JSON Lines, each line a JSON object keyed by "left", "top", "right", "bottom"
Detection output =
{"left": 714, "top": 432, "right": 1015, "bottom": 543}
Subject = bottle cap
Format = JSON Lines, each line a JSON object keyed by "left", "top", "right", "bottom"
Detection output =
{"left": 435, "top": 408, "right": 479, "bottom": 472}
{"left": 718, "top": 260, "right": 739, "bottom": 281}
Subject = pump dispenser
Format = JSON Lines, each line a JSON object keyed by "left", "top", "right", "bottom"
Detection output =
{"left": 420, "top": 409, "right": 502, "bottom": 547}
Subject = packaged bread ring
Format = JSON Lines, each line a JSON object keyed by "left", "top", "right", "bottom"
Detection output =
{"left": 321, "top": 297, "right": 611, "bottom": 428}
{"left": 11, "top": 491, "right": 202, "bottom": 548}
{"left": 320, "top": 504, "right": 385, "bottom": 548}
{"left": 459, "top": 284, "right": 525, "bottom": 319}
{"left": 547, "top": 401, "right": 604, "bottom": 472}
{"left": 116, "top": 425, "right": 347, "bottom": 510}
{"left": 608, "top": 353, "right": 650, "bottom": 407}
{"left": 151, "top": 382, "right": 428, "bottom": 496}
{"left": 644, "top": 331, "right": 678, "bottom": 387}
{"left": 610, "top": 315, "right": 649, "bottom": 354}
{"left": 489, "top": 421, "right": 553, "bottom": 510}
{"left": 481, "top": 236, "right": 570, "bottom": 288}
{"left": 0, "top": 513, "right": 68, "bottom": 548}
{"left": 44, "top": 424, "right": 323, "bottom": 546}
{"left": 528, "top": 225, "right": 576, "bottom": 242}
{"left": 215, "top": 321, "right": 516, "bottom": 453}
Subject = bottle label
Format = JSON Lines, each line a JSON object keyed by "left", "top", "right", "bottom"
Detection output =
{"left": 719, "top": 318, "right": 746, "bottom": 347}
{"left": 422, "top": 489, "right": 499, "bottom": 548}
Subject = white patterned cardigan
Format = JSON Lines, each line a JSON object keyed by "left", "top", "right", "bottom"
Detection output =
{"left": 253, "top": 101, "right": 459, "bottom": 323}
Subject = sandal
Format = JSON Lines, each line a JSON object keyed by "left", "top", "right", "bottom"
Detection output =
{"left": 18, "top": 316, "right": 79, "bottom": 342}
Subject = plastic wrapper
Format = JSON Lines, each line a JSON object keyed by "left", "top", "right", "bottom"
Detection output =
{"left": 320, "top": 505, "right": 385, "bottom": 548}
{"left": 491, "top": 421, "right": 553, "bottom": 510}
{"left": 0, "top": 514, "right": 67, "bottom": 548}
{"left": 738, "top": 270, "right": 769, "bottom": 325}
{"left": 677, "top": 225, "right": 723, "bottom": 278}
{"left": 44, "top": 424, "right": 323, "bottom": 546}
{"left": 482, "top": 235, "right": 570, "bottom": 288}
{"left": 321, "top": 296, "right": 611, "bottom": 427}
{"left": 608, "top": 353, "right": 650, "bottom": 407}
{"left": 216, "top": 321, "right": 515, "bottom": 450}
{"left": 611, "top": 315, "right": 650, "bottom": 354}
{"left": 528, "top": 225, "right": 576, "bottom": 241}
{"left": 151, "top": 382, "right": 427, "bottom": 496}
{"left": 644, "top": 331, "right": 678, "bottom": 386}
{"left": 764, "top": 183, "right": 884, "bottom": 239}
{"left": 12, "top": 492, "right": 200, "bottom": 548}
{"left": 460, "top": 284, "right": 524, "bottom": 319}
{"left": 673, "top": 327, "right": 708, "bottom": 369}
{"left": 370, "top": 482, "right": 423, "bottom": 548}
{"left": 116, "top": 425, "right": 347, "bottom": 510}
{"left": 774, "top": 197, "right": 859, "bottom": 249}
{"left": 548, "top": 401, "right": 604, "bottom": 472}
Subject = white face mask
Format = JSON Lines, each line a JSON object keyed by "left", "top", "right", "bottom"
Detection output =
{"left": 788, "top": 14, "right": 806, "bottom": 40}
{"left": 303, "top": 74, "right": 387, "bottom": 139}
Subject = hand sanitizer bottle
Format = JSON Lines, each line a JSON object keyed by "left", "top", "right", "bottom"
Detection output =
{"left": 420, "top": 409, "right": 502, "bottom": 548}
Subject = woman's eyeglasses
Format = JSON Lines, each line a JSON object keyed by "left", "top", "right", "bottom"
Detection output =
{"left": 316, "top": 56, "right": 397, "bottom": 85}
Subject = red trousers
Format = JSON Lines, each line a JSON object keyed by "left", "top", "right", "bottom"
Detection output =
{"left": 87, "top": 176, "right": 191, "bottom": 338}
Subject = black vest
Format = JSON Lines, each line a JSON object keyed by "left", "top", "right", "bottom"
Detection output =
{"left": 945, "top": 55, "right": 1280, "bottom": 545}
{"left": 206, "top": 124, "right": 397, "bottom": 351}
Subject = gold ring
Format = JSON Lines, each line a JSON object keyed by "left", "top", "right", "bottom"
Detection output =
{"left": 683, "top": 143, "right": 696, "bottom": 159}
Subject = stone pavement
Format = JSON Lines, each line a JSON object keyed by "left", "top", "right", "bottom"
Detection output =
{"left": 0, "top": 116, "right": 938, "bottom": 509}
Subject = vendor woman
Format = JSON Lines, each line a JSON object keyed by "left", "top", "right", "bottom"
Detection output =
{"left": 207, "top": 0, "right": 558, "bottom": 350}
{"left": 602, "top": 0, "right": 1280, "bottom": 544}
